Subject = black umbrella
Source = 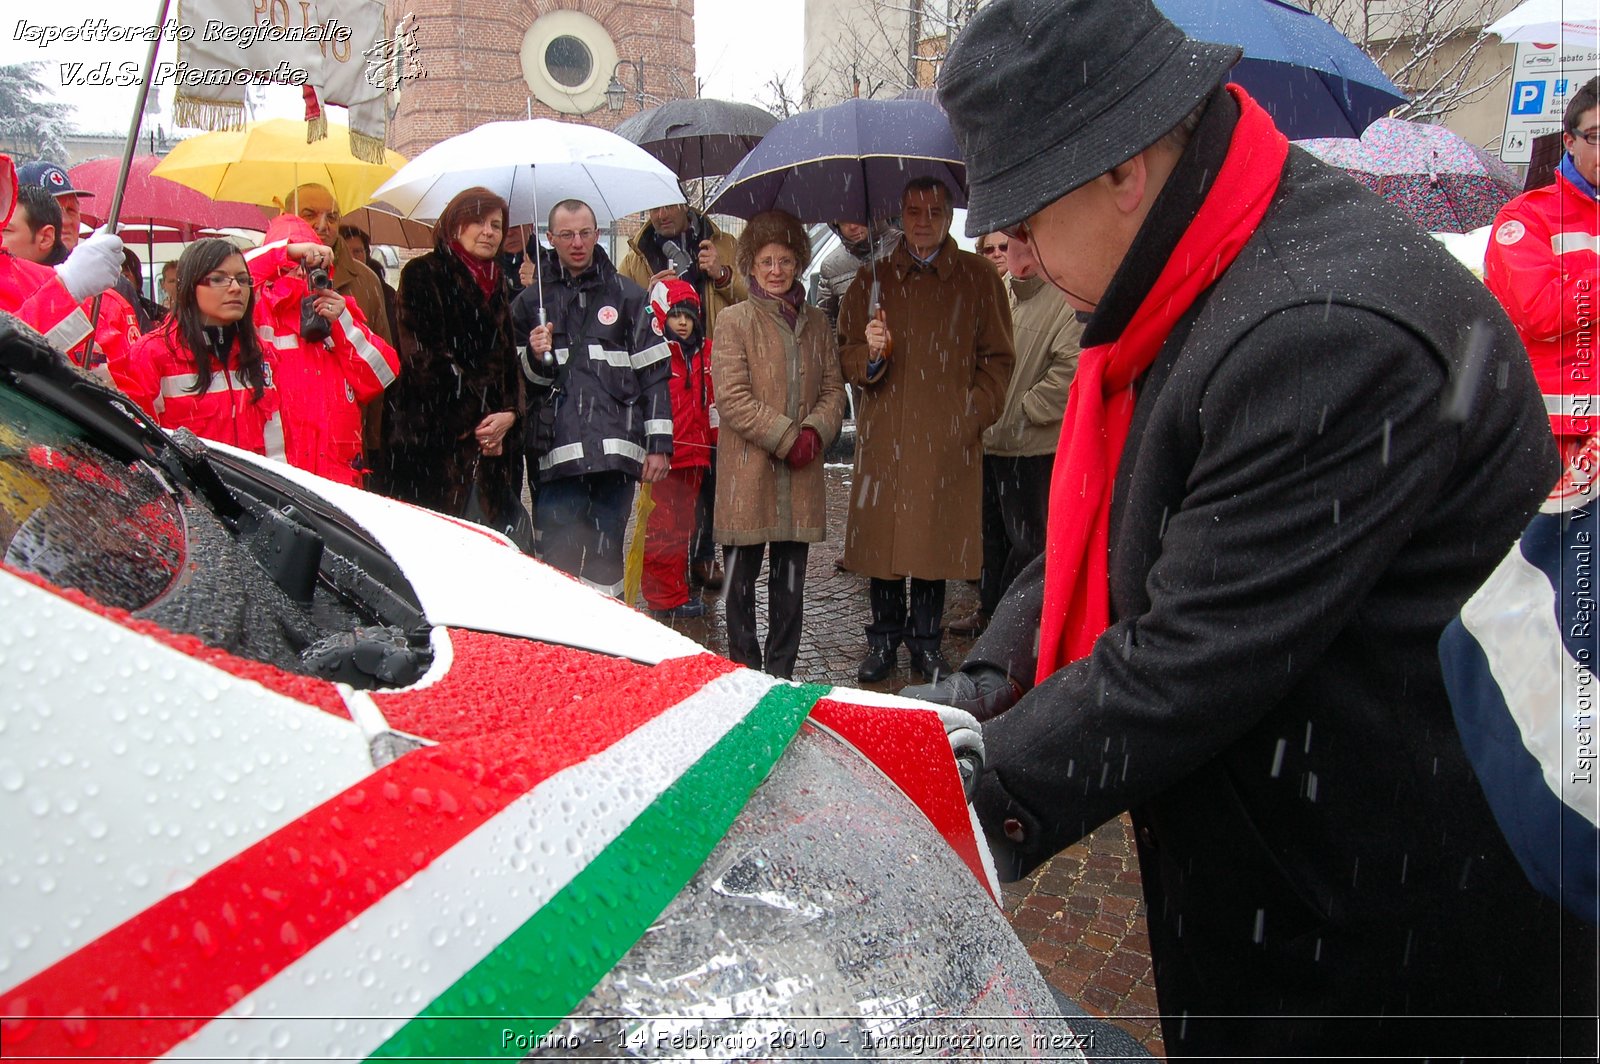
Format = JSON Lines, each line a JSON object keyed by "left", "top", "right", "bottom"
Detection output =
{"left": 613, "top": 98, "right": 779, "bottom": 180}
{"left": 707, "top": 97, "right": 966, "bottom": 224}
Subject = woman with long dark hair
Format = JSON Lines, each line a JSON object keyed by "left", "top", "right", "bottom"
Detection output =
{"left": 118, "top": 238, "right": 283, "bottom": 456}
{"left": 375, "top": 187, "right": 519, "bottom": 527}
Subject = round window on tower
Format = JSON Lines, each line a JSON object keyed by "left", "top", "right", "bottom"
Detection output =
{"left": 521, "top": 12, "right": 620, "bottom": 115}
{"left": 544, "top": 36, "right": 593, "bottom": 89}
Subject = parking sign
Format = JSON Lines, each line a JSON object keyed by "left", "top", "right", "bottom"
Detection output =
{"left": 1510, "top": 79, "right": 1547, "bottom": 115}
{"left": 1502, "top": 43, "right": 1598, "bottom": 163}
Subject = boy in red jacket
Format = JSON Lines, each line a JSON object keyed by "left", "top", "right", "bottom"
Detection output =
{"left": 643, "top": 278, "right": 714, "bottom": 619}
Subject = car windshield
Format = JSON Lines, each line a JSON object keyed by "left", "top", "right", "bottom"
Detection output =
{"left": 0, "top": 379, "right": 184, "bottom": 611}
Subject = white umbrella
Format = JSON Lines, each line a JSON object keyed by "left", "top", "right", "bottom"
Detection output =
{"left": 371, "top": 119, "right": 684, "bottom": 227}
{"left": 1487, "top": 0, "right": 1599, "bottom": 48}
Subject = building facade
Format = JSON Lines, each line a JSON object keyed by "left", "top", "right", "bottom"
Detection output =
{"left": 804, "top": 0, "right": 1530, "bottom": 158}
{"left": 385, "top": 0, "right": 698, "bottom": 159}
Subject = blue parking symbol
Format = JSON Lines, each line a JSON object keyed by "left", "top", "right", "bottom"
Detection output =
{"left": 1511, "top": 80, "right": 1546, "bottom": 115}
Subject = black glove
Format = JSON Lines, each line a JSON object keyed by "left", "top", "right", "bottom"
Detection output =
{"left": 900, "top": 664, "right": 1020, "bottom": 723}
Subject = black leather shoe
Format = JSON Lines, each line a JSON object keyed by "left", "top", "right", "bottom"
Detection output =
{"left": 857, "top": 645, "right": 897, "bottom": 683}
{"left": 908, "top": 647, "right": 954, "bottom": 683}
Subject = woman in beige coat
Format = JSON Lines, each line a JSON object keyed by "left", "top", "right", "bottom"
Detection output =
{"left": 711, "top": 211, "right": 847, "bottom": 678}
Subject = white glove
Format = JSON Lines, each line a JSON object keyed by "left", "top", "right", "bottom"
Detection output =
{"left": 55, "top": 228, "right": 126, "bottom": 302}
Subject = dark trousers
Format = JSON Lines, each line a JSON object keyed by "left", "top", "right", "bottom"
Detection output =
{"left": 724, "top": 541, "right": 809, "bottom": 679}
{"left": 979, "top": 454, "right": 1054, "bottom": 614}
{"left": 535, "top": 471, "right": 634, "bottom": 595}
{"left": 867, "top": 577, "right": 946, "bottom": 654}
{"left": 690, "top": 451, "right": 717, "bottom": 566}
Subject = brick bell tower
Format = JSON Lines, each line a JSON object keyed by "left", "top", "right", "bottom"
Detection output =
{"left": 385, "top": 0, "right": 697, "bottom": 160}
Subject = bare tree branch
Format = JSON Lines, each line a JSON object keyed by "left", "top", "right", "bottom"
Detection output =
{"left": 1303, "top": 0, "right": 1510, "bottom": 124}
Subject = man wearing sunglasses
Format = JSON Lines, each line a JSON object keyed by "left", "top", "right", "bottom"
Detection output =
{"left": 914, "top": 1, "right": 1584, "bottom": 1058}
{"left": 1485, "top": 76, "right": 1600, "bottom": 465}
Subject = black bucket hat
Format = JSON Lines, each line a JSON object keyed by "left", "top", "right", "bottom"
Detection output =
{"left": 938, "top": 0, "right": 1241, "bottom": 236}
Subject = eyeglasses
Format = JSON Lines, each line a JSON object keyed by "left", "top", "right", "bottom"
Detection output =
{"left": 998, "top": 220, "right": 1032, "bottom": 244}
{"left": 552, "top": 228, "right": 597, "bottom": 243}
{"left": 200, "top": 273, "right": 253, "bottom": 289}
{"left": 756, "top": 256, "right": 798, "bottom": 272}
{"left": 1570, "top": 128, "right": 1600, "bottom": 146}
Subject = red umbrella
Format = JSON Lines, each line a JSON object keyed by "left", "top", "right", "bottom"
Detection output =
{"left": 69, "top": 155, "right": 270, "bottom": 237}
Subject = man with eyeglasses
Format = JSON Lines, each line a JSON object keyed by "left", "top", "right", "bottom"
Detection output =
{"left": 837, "top": 176, "right": 1014, "bottom": 685}
{"left": 1485, "top": 75, "right": 1600, "bottom": 466}
{"left": 512, "top": 199, "right": 672, "bottom": 597}
{"left": 906, "top": 1, "right": 1585, "bottom": 1058}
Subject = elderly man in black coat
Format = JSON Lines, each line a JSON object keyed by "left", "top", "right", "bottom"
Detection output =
{"left": 911, "top": 1, "right": 1594, "bottom": 1060}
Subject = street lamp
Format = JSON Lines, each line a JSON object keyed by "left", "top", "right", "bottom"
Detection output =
{"left": 605, "top": 59, "right": 646, "bottom": 112}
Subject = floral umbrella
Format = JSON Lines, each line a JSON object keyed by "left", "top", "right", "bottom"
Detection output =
{"left": 1296, "top": 118, "right": 1522, "bottom": 233}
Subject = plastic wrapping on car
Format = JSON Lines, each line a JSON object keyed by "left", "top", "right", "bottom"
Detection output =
{"left": 529, "top": 726, "right": 1085, "bottom": 1061}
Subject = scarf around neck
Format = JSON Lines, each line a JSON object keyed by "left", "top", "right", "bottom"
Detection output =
{"left": 748, "top": 277, "right": 805, "bottom": 328}
{"left": 450, "top": 240, "right": 500, "bottom": 299}
{"left": 1559, "top": 153, "right": 1599, "bottom": 201}
{"left": 1035, "top": 85, "right": 1289, "bottom": 684}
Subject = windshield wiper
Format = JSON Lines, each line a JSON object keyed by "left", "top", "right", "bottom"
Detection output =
{"left": 0, "top": 315, "right": 243, "bottom": 523}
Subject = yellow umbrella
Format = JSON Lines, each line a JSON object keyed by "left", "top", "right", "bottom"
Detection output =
{"left": 152, "top": 119, "right": 407, "bottom": 213}
{"left": 623, "top": 483, "right": 655, "bottom": 608}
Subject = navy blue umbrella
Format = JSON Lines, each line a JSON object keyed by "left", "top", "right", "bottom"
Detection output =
{"left": 707, "top": 98, "right": 966, "bottom": 223}
{"left": 1157, "top": 0, "right": 1407, "bottom": 138}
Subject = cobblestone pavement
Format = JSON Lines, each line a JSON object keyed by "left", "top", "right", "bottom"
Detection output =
{"left": 636, "top": 465, "right": 1166, "bottom": 1057}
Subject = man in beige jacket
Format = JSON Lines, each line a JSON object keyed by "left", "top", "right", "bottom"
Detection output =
{"left": 949, "top": 236, "right": 1082, "bottom": 636}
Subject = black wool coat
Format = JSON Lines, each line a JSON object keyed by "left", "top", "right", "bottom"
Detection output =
{"left": 375, "top": 247, "right": 519, "bottom": 519}
{"left": 969, "top": 148, "right": 1589, "bottom": 1059}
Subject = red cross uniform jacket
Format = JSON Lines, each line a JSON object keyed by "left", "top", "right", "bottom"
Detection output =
{"left": 649, "top": 277, "right": 714, "bottom": 470}
{"left": 120, "top": 319, "right": 284, "bottom": 457}
{"left": 1484, "top": 170, "right": 1599, "bottom": 441}
{"left": 246, "top": 216, "right": 400, "bottom": 487}
{"left": 0, "top": 155, "right": 139, "bottom": 376}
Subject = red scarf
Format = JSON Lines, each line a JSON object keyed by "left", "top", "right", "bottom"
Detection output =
{"left": 1035, "top": 86, "right": 1288, "bottom": 684}
{"left": 450, "top": 240, "right": 500, "bottom": 299}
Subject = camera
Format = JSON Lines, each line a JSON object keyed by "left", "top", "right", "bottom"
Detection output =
{"left": 300, "top": 266, "right": 334, "bottom": 344}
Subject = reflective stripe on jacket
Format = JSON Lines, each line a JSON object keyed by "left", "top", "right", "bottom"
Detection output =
{"left": 1484, "top": 172, "right": 1599, "bottom": 440}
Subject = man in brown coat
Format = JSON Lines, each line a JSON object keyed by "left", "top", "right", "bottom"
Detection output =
{"left": 839, "top": 177, "right": 1014, "bottom": 683}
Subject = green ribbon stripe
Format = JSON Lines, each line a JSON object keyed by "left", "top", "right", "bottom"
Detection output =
{"left": 369, "top": 681, "right": 825, "bottom": 1060}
